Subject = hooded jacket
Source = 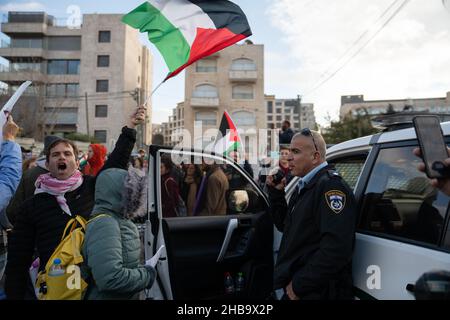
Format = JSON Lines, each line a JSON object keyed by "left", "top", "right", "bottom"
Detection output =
{"left": 82, "top": 168, "right": 155, "bottom": 300}
{"left": 83, "top": 144, "right": 107, "bottom": 177}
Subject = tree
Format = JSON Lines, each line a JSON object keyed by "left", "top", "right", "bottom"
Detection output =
{"left": 0, "top": 58, "right": 75, "bottom": 141}
{"left": 322, "top": 109, "right": 379, "bottom": 144}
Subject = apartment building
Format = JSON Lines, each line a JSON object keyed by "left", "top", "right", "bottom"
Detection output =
{"left": 340, "top": 92, "right": 450, "bottom": 119}
{"left": 0, "top": 11, "right": 152, "bottom": 148}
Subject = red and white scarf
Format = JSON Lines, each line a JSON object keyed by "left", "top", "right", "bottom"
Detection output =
{"left": 34, "top": 171, "right": 84, "bottom": 216}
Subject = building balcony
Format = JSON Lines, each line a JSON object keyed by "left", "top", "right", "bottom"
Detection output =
{"left": 1, "top": 12, "right": 54, "bottom": 36}
{"left": 229, "top": 70, "right": 257, "bottom": 83}
{"left": 190, "top": 97, "right": 219, "bottom": 108}
{"left": 0, "top": 64, "right": 47, "bottom": 83}
{"left": 0, "top": 47, "right": 45, "bottom": 59}
{"left": 0, "top": 70, "right": 46, "bottom": 83}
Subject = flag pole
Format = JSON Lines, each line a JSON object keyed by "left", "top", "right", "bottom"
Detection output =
{"left": 142, "top": 80, "right": 164, "bottom": 107}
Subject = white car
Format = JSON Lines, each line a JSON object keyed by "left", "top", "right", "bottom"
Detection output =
{"left": 143, "top": 122, "right": 450, "bottom": 300}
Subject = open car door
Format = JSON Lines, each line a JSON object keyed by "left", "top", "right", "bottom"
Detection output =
{"left": 145, "top": 146, "right": 273, "bottom": 300}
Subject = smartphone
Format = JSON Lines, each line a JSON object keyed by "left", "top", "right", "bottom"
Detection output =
{"left": 413, "top": 116, "right": 449, "bottom": 179}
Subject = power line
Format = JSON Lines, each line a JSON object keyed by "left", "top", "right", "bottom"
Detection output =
{"left": 318, "top": 0, "right": 401, "bottom": 79}
{"left": 304, "top": 0, "right": 411, "bottom": 97}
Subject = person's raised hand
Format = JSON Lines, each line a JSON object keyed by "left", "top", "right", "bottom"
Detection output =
{"left": 3, "top": 115, "right": 19, "bottom": 142}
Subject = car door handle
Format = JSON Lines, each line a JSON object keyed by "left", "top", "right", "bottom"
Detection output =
{"left": 406, "top": 283, "right": 415, "bottom": 293}
{"left": 217, "top": 219, "right": 238, "bottom": 263}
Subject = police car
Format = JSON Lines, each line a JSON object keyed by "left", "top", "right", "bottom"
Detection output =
{"left": 142, "top": 121, "right": 450, "bottom": 300}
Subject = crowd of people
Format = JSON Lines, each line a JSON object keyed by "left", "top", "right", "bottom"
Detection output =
{"left": 0, "top": 106, "right": 155, "bottom": 300}
{"left": 2, "top": 109, "right": 449, "bottom": 301}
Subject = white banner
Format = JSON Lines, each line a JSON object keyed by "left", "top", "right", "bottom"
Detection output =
{"left": 0, "top": 81, "right": 32, "bottom": 151}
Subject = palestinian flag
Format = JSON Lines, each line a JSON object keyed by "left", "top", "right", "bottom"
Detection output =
{"left": 122, "top": 0, "right": 252, "bottom": 81}
{"left": 214, "top": 111, "right": 243, "bottom": 156}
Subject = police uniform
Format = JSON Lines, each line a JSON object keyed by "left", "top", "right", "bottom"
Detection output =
{"left": 269, "top": 164, "right": 357, "bottom": 300}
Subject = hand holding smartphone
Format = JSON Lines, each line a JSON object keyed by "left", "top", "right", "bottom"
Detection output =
{"left": 413, "top": 116, "right": 450, "bottom": 179}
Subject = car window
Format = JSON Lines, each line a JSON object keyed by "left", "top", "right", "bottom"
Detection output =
{"left": 359, "top": 146, "right": 450, "bottom": 247}
{"left": 329, "top": 155, "right": 367, "bottom": 190}
{"left": 158, "top": 151, "right": 267, "bottom": 218}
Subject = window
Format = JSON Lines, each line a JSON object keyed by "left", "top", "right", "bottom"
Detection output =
{"left": 96, "top": 80, "right": 109, "bottom": 92}
{"left": 267, "top": 101, "right": 273, "bottom": 114}
{"left": 276, "top": 108, "right": 282, "bottom": 113}
{"left": 97, "top": 55, "right": 110, "bottom": 67}
{"left": 192, "top": 84, "right": 218, "bottom": 98}
{"left": 276, "top": 115, "right": 282, "bottom": 121}
{"left": 195, "top": 112, "right": 216, "bottom": 126}
{"left": 232, "top": 111, "right": 256, "bottom": 126}
{"left": 47, "top": 36, "right": 81, "bottom": 51}
{"left": 232, "top": 85, "right": 253, "bottom": 100}
{"left": 94, "top": 130, "right": 107, "bottom": 143}
{"left": 66, "top": 84, "right": 78, "bottom": 97}
{"left": 359, "top": 146, "right": 449, "bottom": 246}
{"left": 196, "top": 59, "right": 217, "bottom": 72}
{"left": 276, "top": 102, "right": 282, "bottom": 106}
{"left": 95, "top": 105, "right": 108, "bottom": 118}
{"left": 46, "top": 83, "right": 79, "bottom": 97}
{"left": 231, "top": 58, "right": 256, "bottom": 71}
{"left": 268, "top": 116, "right": 273, "bottom": 121}
{"left": 47, "top": 60, "right": 80, "bottom": 75}
{"left": 329, "top": 155, "right": 367, "bottom": 191}
{"left": 98, "top": 31, "right": 111, "bottom": 43}
{"left": 159, "top": 151, "right": 266, "bottom": 218}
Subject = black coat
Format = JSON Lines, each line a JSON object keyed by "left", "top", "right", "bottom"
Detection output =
{"left": 5, "top": 126, "right": 136, "bottom": 300}
{"left": 269, "top": 165, "right": 357, "bottom": 299}
{"left": 279, "top": 128, "right": 295, "bottom": 145}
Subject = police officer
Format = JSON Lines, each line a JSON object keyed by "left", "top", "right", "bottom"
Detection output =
{"left": 267, "top": 129, "right": 357, "bottom": 300}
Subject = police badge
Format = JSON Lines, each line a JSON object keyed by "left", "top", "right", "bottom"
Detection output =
{"left": 325, "top": 190, "right": 346, "bottom": 214}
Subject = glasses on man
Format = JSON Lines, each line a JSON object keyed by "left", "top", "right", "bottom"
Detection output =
{"left": 301, "top": 128, "right": 318, "bottom": 152}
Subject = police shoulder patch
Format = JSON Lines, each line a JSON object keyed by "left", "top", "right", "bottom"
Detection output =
{"left": 324, "top": 190, "right": 346, "bottom": 214}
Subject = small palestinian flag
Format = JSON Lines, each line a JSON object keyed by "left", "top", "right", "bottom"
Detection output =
{"left": 214, "top": 111, "right": 242, "bottom": 156}
{"left": 122, "top": 0, "right": 252, "bottom": 81}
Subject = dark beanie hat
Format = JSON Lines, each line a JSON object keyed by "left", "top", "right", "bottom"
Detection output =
{"left": 44, "top": 135, "right": 63, "bottom": 155}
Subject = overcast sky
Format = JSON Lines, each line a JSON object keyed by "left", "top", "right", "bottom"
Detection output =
{"left": 1, "top": 0, "right": 450, "bottom": 126}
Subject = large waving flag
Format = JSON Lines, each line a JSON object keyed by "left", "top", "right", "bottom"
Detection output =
{"left": 122, "top": 0, "right": 252, "bottom": 81}
{"left": 214, "top": 111, "right": 243, "bottom": 156}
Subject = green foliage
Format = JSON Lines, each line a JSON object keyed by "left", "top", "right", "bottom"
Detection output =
{"left": 322, "top": 113, "right": 380, "bottom": 144}
{"left": 65, "top": 132, "right": 99, "bottom": 143}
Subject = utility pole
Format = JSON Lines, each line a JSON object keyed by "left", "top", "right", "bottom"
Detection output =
{"left": 297, "top": 94, "right": 302, "bottom": 130}
{"left": 85, "top": 92, "right": 90, "bottom": 137}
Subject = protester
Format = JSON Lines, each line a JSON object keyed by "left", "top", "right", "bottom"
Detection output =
{"left": 0, "top": 116, "right": 22, "bottom": 282}
{"left": 0, "top": 116, "right": 22, "bottom": 214}
{"left": 160, "top": 155, "right": 181, "bottom": 218}
{"left": 279, "top": 120, "right": 295, "bottom": 145}
{"left": 82, "top": 168, "right": 155, "bottom": 299}
{"left": 22, "top": 156, "right": 37, "bottom": 172}
{"left": 82, "top": 144, "right": 107, "bottom": 177}
{"left": 197, "top": 162, "right": 229, "bottom": 216}
{"left": 180, "top": 164, "right": 202, "bottom": 216}
{"left": 5, "top": 135, "right": 61, "bottom": 226}
{"left": 4, "top": 106, "right": 146, "bottom": 300}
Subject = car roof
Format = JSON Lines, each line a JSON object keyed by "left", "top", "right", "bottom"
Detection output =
{"left": 327, "top": 121, "right": 450, "bottom": 156}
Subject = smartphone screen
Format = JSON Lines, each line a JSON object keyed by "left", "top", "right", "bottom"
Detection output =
{"left": 413, "top": 116, "right": 449, "bottom": 179}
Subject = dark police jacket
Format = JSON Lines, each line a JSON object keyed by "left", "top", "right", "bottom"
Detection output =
{"left": 269, "top": 165, "right": 357, "bottom": 299}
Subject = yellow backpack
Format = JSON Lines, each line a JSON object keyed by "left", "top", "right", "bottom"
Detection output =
{"left": 34, "top": 215, "right": 101, "bottom": 300}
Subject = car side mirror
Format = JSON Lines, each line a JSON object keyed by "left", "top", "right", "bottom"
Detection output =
{"left": 228, "top": 190, "right": 249, "bottom": 214}
{"left": 413, "top": 270, "right": 450, "bottom": 300}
